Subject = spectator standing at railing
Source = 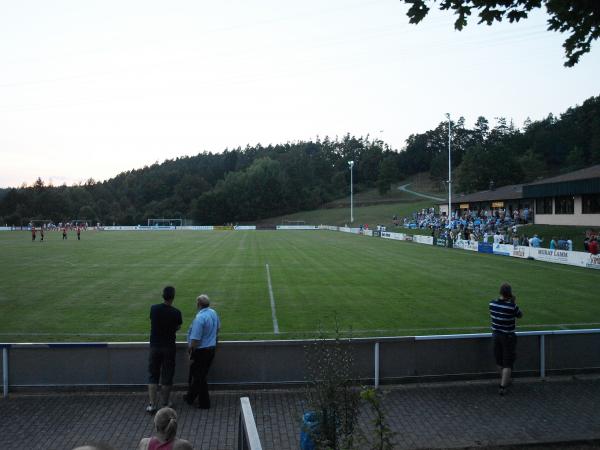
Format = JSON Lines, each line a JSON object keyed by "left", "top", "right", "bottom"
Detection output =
{"left": 557, "top": 238, "right": 566, "bottom": 250}
{"left": 589, "top": 238, "right": 599, "bottom": 255}
{"left": 147, "top": 286, "right": 182, "bottom": 414}
{"left": 489, "top": 283, "right": 523, "bottom": 396}
{"left": 184, "top": 294, "right": 220, "bottom": 409}
{"left": 530, "top": 235, "right": 542, "bottom": 248}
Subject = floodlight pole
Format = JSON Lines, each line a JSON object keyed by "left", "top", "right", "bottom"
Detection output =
{"left": 348, "top": 160, "right": 354, "bottom": 224}
{"left": 447, "top": 113, "right": 452, "bottom": 220}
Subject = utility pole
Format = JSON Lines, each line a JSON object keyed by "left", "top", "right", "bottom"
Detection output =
{"left": 447, "top": 113, "right": 452, "bottom": 220}
{"left": 348, "top": 160, "right": 354, "bottom": 223}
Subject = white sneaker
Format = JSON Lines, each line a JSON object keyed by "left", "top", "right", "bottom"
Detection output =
{"left": 145, "top": 404, "right": 157, "bottom": 414}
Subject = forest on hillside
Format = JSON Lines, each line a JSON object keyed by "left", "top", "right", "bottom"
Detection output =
{"left": 1, "top": 95, "right": 599, "bottom": 226}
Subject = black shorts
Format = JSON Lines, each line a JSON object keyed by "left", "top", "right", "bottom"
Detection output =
{"left": 148, "top": 345, "right": 176, "bottom": 385}
{"left": 493, "top": 332, "right": 517, "bottom": 369}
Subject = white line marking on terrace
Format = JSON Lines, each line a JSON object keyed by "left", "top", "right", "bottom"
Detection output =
{"left": 265, "top": 263, "right": 280, "bottom": 334}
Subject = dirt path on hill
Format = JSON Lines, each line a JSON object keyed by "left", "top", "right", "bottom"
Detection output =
{"left": 398, "top": 183, "right": 445, "bottom": 202}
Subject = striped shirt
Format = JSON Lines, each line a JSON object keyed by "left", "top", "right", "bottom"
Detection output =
{"left": 489, "top": 298, "right": 522, "bottom": 334}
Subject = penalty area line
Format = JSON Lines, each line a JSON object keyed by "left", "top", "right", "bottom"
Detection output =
{"left": 265, "top": 263, "right": 280, "bottom": 334}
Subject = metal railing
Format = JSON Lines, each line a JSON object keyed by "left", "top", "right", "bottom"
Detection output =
{"left": 2, "top": 329, "right": 600, "bottom": 397}
{"left": 238, "top": 397, "right": 263, "bottom": 450}
{"left": 2, "top": 347, "right": 7, "bottom": 398}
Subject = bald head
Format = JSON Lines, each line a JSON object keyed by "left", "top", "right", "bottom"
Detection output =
{"left": 197, "top": 294, "right": 210, "bottom": 309}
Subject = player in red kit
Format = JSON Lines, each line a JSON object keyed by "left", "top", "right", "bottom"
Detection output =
{"left": 31, "top": 226, "right": 36, "bottom": 241}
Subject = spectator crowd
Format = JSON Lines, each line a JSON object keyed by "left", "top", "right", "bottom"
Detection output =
{"left": 399, "top": 206, "right": 598, "bottom": 254}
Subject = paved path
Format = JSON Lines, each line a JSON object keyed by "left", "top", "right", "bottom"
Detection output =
{"left": 1, "top": 377, "right": 599, "bottom": 450}
{"left": 398, "top": 183, "right": 446, "bottom": 202}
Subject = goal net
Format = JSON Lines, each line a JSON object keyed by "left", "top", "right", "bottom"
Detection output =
{"left": 147, "top": 218, "right": 183, "bottom": 228}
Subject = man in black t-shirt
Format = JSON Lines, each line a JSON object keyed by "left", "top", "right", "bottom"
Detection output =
{"left": 146, "top": 285, "right": 182, "bottom": 414}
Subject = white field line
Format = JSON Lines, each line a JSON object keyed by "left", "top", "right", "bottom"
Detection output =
{"left": 3, "top": 322, "right": 600, "bottom": 337}
{"left": 265, "top": 263, "right": 280, "bottom": 334}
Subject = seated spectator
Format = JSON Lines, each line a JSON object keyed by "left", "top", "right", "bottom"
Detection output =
{"left": 137, "top": 407, "right": 194, "bottom": 450}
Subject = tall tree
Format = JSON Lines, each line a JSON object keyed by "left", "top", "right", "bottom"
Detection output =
{"left": 402, "top": 0, "right": 600, "bottom": 66}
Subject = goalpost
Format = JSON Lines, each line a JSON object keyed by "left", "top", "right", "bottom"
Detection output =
{"left": 147, "top": 218, "right": 183, "bottom": 228}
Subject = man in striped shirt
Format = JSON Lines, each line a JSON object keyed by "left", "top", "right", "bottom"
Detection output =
{"left": 489, "top": 283, "right": 523, "bottom": 395}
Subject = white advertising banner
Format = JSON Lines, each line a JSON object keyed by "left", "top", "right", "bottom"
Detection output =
{"left": 380, "top": 231, "right": 406, "bottom": 241}
{"left": 531, "top": 248, "right": 571, "bottom": 265}
{"left": 492, "top": 244, "right": 513, "bottom": 256}
{"left": 339, "top": 227, "right": 361, "bottom": 234}
{"left": 510, "top": 246, "right": 530, "bottom": 259}
{"left": 181, "top": 226, "right": 214, "bottom": 231}
{"left": 453, "top": 240, "right": 478, "bottom": 251}
{"left": 103, "top": 226, "right": 139, "bottom": 231}
{"left": 587, "top": 253, "right": 600, "bottom": 270}
{"left": 412, "top": 235, "right": 434, "bottom": 245}
{"left": 235, "top": 225, "right": 257, "bottom": 230}
{"left": 361, "top": 229, "right": 374, "bottom": 237}
{"left": 0, "top": 227, "right": 12, "bottom": 231}
{"left": 530, "top": 248, "right": 595, "bottom": 268}
{"left": 319, "top": 225, "right": 339, "bottom": 231}
{"left": 276, "top": 225, "right": 318, "bottom": 230}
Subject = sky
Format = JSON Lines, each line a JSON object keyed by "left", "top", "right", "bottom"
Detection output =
{"left": 1, "top": 0, "right": 599, "bottom": 188}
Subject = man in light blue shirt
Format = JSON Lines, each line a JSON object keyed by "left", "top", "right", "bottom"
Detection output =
{"left": 530, "top": 235, "right": 543, "bottom": 248}
{"left": 184, "top": 294, "right": 220, "bottom": 409}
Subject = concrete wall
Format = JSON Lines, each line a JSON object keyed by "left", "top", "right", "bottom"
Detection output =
{"left": 2, "top": 331, "right": 600, "bottom": 392}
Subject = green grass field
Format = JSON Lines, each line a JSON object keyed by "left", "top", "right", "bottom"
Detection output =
{"left": 1, "top": 229, "right": 599, "bottom": 342}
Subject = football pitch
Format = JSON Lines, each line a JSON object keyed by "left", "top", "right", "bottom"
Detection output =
{"left": 1, "top": 230, "right": 599, "bottom": 342}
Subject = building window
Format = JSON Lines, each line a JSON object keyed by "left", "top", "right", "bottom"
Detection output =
{"left": 536, "top": 197, "right": 553, "bottom": 214}
{"left": 582, "top": 194, "right": 600, "bottom": 214}
{"left": 555, "top": 196, "right": 574, "bottom": 214}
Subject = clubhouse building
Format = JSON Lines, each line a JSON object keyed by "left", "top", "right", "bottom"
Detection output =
{"left": 439, "top": 165, "right": 600, "bottom": 227}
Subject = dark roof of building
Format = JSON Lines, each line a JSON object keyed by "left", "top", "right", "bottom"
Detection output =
{"left": 440, "top": 165, "right": 600, "bottom": 205}
{"left": 450, "top": 183, "right": 524, "bottom": 204}
{"left": 525, "top": 164, "right": 600, "bottom": 185}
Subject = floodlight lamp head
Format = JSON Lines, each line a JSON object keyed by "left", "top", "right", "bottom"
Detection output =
{"left": 348, "top": 160, "right": 354, "bottom": 168}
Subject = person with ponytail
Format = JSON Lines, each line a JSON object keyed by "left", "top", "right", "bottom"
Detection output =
{"left": 137, "top": 407, "right": 194, "bottom": 450}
